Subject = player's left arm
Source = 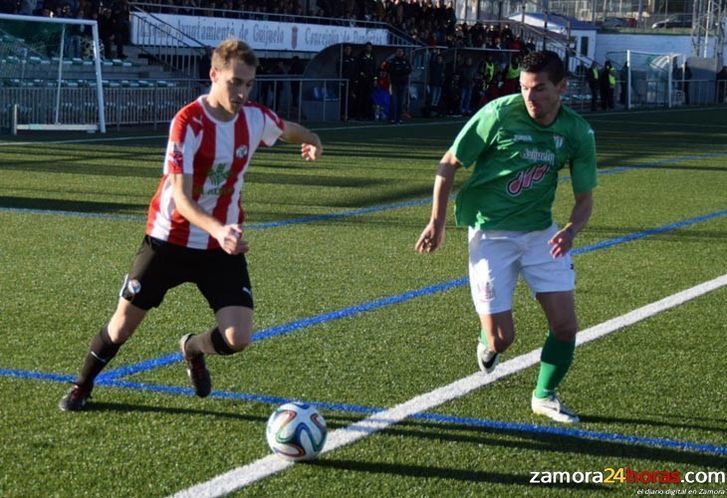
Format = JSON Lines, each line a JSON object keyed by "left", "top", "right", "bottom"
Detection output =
{"left": 550, "top": 125, "right": 597, "bottom": 258}
{"left": 280, "top": 120, "right": 323, "bottom": 161}
{"left": 549, "top": 191, "right": 593, "bottom": 258}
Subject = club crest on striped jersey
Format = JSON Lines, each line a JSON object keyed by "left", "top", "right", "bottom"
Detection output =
{"left": 235, "top": 145, "right": 248, "bottom": 159}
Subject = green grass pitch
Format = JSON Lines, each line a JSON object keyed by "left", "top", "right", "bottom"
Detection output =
{"left": 1, "top": 107, "right": 726, "bottom": 497}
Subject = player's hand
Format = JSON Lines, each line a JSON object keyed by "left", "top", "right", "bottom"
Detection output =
{"left": 301, "top": 140, "right": 322, "bottom": 161}
{"left": 217, "top": 224, "right": 249, "bottom": 255}
{"left": 415, "top": 222, "right": 444, "bottom": 253}
{"left": 548, "top": 226, "right": 575, "bottom": 258}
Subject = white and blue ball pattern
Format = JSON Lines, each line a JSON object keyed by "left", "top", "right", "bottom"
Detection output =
{"left": 266, "top": 402, "right": 327, "bottom": 461}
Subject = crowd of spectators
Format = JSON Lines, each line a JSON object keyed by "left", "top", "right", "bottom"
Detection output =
{"left": 0, "top": 0, "right": 130, "bottom": 59}
{"left": 1, "top": 0, "right": 536, "bottom": 54}
{"left": 339, "top": 32, "right": 536, "bottom": 123}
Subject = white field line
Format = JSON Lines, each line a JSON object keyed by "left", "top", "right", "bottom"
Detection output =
{"left": 171, "top": 273, "right": 727, "bottom": 498}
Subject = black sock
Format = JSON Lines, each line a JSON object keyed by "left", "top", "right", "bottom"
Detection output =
{"left": 76, "top": 327, "right": 121, "bottom": 387}
{"left": 210, "top": 327, "right": 234, "bottom": 356}
{"left": 186, "top": 327, "right": 235, "bottom": 356}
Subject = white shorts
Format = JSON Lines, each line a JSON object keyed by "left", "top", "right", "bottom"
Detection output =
{"left": 468, "top": 224, "right": 575, "bottom": 315}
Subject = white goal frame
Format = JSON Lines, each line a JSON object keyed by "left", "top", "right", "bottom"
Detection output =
{"left": 0, "top": 13, "right": 106, "bottom": 133}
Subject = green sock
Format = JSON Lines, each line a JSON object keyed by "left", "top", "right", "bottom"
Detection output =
{"left": 479, "top": 329, "right": 488, "bottom": 345}
{"left": 534, "top": 331, "right": 575, "bottom": 399}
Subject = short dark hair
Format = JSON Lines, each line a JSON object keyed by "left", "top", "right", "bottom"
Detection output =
{"left": 520, "top": 50, "right": 565, "bottom": 84}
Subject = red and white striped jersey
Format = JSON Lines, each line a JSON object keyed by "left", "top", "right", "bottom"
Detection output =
{"left": 146, "top": 98, "right": 285, "bottom": 249}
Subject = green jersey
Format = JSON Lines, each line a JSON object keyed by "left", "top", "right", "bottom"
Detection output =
{"left": 451, "top": 93, "right": 597, "bottom": 231}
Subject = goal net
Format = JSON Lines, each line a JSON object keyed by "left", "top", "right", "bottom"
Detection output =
{"left": 605, "top": 50, "right": 680, "bottom": 109}
{"left": 0, "top": 13, "right": 106, "bottom": 133}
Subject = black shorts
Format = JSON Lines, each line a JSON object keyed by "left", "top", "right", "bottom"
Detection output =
{"left": 119, "top": 236, "right": 253, "bottom": 312}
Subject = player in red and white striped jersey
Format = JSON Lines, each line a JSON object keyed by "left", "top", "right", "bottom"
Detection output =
{"left": 60, "top": 39, "right": 323, "bottom": 411}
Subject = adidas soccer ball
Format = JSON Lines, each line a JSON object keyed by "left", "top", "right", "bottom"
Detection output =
{"left": 265, "top": 402, "right": 327, "bottom": 461}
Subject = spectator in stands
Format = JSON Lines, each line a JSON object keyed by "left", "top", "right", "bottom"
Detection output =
{"left": 716, "top": 66, "right": 727, "bottom": 103}
{"left": 269, "top": 59, "right": 287, "bottom": 111}
{"left": 373, "top": 62, "right": 390, "bottom": 121}
{"left": 501, "top": 55, "right": 521, "bottom": 95}
{"left": 79, "top": 7, "right": 96, "bottom": 57}
{"left": 428, "top": 51, "right": 445, "bottom": 114}
{"left": 458, "top": 55, "right": 476, "bottom": 115}
{"left": 445, "top": 72, "right": 461, "bottom": 115}
{"left": 17, "top": 0, "right": 35, "bottom": 15}
{"left": 98, "top": 6, "right": 115, "bottom": 59}
{"left": 387, "top": 47, "right": 411, "bottom": 124}
{"left": 58, "top": 38, "right": 323, "bottom": 413}
{"left": 510, "top": 35, "right": 525, "bottom": 54}
{"left": 599, "top": 60, "right": 616, "bottom": 110}
{"left": 477, "top": 54, "right": 498, "bottom": 107}
{"left": 288, "top": 55, "right": 304, "bottom": 107}
{"left": 500, "top": 23, "right": 513, "bottom": 42}
{"left": 619, "top": 62, "right": 629, "bottom": 106}
{"left": 356, "top": 42, "right": 376, "bottom": 120}
{"left": 674, "top": 60, "right": 692, "bottom": 105}
{"left": 482, "top": 61, "right": 501, "bottom": 105}
{"left": 199, "top": 46, "right": 212, "bottom": 90}
{"left": 179, "top": 0, "right": 197, "bottom": 15}
{"left": 64, "top": 10, "right": 85, "bottom": 58}
{"left": 586, "top": 61, "right": 599, "bottom": 111}
{"left": 111, "top": 0, "right": 130, "bottom": 58}
{"left": 340, "top": 45, "right": 357, "bottom": 119}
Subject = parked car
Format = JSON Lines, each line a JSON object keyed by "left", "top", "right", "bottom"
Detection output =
{"left": 601, "top": 17, "right": 637, "bottom": 28}
{"left": 651, "top": 14, "right": 693, "bottom": 29}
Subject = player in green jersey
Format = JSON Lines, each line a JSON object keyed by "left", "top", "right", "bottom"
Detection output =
{"left": 415, "top": 51, "right": 597, "bottom": 423}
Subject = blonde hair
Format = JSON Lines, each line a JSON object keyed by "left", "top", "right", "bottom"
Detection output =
{"left": 211, "top": 39, "right": 258, "bottom": 70}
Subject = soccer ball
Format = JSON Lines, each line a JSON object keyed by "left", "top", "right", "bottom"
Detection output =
{"left": 265, "top": 402, "right": 327, "bottom": 461}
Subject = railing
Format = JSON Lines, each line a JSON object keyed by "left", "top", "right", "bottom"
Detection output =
{"left": 2, "top": 76, "right": 724, "bottom": 132}
{"left": 254, "top": 76, "right": 347, "bottom": 122}
{"left": 1, "top": 76, "right": 349, "bottom": 130}
{"left": 563, "top": 75, "right": 724, "bottom": 110}
{"left": 130, "top": 6, "right": 207, "bottom": 79}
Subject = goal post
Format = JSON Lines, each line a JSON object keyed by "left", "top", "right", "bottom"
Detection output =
{"left": 0, "top": 13, "right": 106, "bottom": 133}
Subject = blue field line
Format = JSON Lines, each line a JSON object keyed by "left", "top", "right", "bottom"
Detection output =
{"left": 0, "top": 207, "right": 146, "bottom": 222}
{"left": 571, "top": 209, "right": 727, "bottom": 255}
{"left": 0, "top": 199, "right": 432, "bottom": 227}
{"left": 2, "top": 367, "right": 724, "bottom": 456}
{"left": 245, "top": 197, "right": 430, "bottom": 230}
{"left": 412, "top": 412, "right": 727, "bottom": 456}
{"left": 97, "top": 353, "right": 182, "bottom": 381}
{"left": 101, "top": 378, "right": 378, "bottom": 415}
{"left": 3, "top": 149, "right": 725, "bottom": 226}
{"left": 96, "top": 277, "right": 468, "bottom": 380}
{"left": 97, "top": 207, "right": 727, "bottom": 382}
{"left": 0, "top": 368, "right": 73, "bottom": 383}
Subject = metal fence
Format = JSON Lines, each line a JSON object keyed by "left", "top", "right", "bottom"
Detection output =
{"left": 0, "top": 85, "right": 199, "bottom": 131}
{"left": 2, "top": 75, "right": 725, "bottom": 132}
{"left": 1, "top": 77, "right": 348, "bottom": 131}
{"left": 563, "top": 75, "right": 725, "bottom": 111}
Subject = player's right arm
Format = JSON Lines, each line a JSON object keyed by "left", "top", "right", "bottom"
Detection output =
{"left": 169, "top": 173, "right": 248, "bottom": 255}
{"left": 415, "top": 150, "right": 461, "bottom": 253}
